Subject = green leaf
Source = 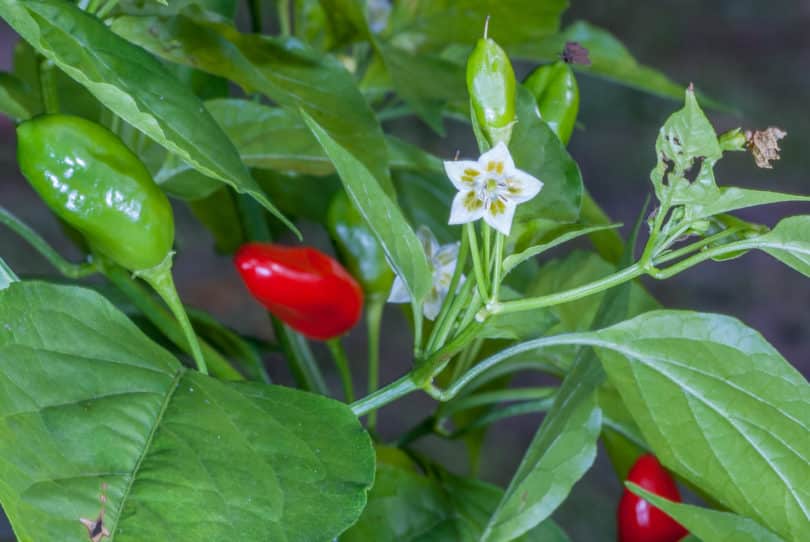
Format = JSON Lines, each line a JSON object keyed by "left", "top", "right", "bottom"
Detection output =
{"left": 302, "top": 111, "right": 432, "bottom": 305}
{"left": 0, "top": 0, "right": 295, "bottom": 233}
{"left": 343, "top": 450, "right": 568, "bottom": 541}
{"left": 393, "top": 170, "right": 457, "bottom": 244}
{"left": 650, "top": 88, "right": 723, "bottom": 207}
{"left": 388, "top": 0, "right": 566, "bottom": 51}
{"left": 591, "top": 310, "right": 810, "bottom": 540}
{"left": 627, "top": 484, "right": 786, "bottom": 542}
{"left": 512, "top": 21, "right": 726, "bottom": 109}
{"left": 111, "top": 10, "right": 394, "bottom": 195}
{"left": 503, "top": 223, "right": 622, "bottom": 275}
{"left": 0, "top": 281, "right": 374, "bottom": 541}
{"left": 253, "top": 169, "right": 341, "bottom": 224}
{"left": 511, "top": 85, "right": 584, "bottom": 223}
{"left": 685, "top": 187, "right": 810, "bottom": 221}
{"left": 206, "top": 99, "right": 335, "bottom": 176}
{"left": 0, "top": 72, "right": 38, "bottom": 120}
{"left": 481, "top": 358, "right": 601, "bottom": 542}
{"left": 743, "top": 215, "right": 810, "bottom": 277}
{"left": 480, "top": 286, "right": 559, "bottom": 341}
{"left": 374, "top": 41, "right": 466, "bottom": 134}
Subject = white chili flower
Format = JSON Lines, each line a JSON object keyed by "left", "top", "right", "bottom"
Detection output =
{"left": 444, "top": 142, "right": 543, "bottom": 236}
{"left": 388, "top": 226, "right": 464, "bottom": 320}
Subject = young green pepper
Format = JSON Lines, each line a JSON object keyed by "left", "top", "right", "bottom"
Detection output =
{"left": 326, "top": 191, "right": 393, "bottom": 301}
{"left": 17, "top": 114, "right": 174, "bottom": 271}
{"left": 524, "top": 60, "right": 580, "bottom": 146}
{"left": 466, "top": 32, "right": 516, "bottom": 147}
{"left": 17, "top": 114, "right": 208, "bottom": 375}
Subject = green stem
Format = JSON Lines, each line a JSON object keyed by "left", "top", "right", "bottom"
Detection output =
{"left": 482, "top": 223, "right": 492, "bottom": 283}
{"left": 648, "top": 239, "right": 756, "bottom": 280}
{"left": 0, "top": 206, "right": 98, "bottom": 278}
{"left": 433, "top": 333, "right": 591, "bottom": 401}
{"left": 327, "top": 338, "right": 355, "bottom": 403}
{"left": 440, "top": 387, "right": 557, "bottom": 418}
{"left": 486, "top": 262, "right": 646, "bottom": 318}
{"left": 351, "top": 374, "right": 419, "bottom": 417}
{"left": 39, "top": 60, "right": 59, "bottom": 114}
{"left": 103, "top": 264, "right": 243, "bottom": 380}
{"left": 85, "top": 0, "right": 103, "bottom": 14}
{"left": 271, "top": 319, "right": 329, "bottom": 394}
{"left": 490, "top": 232, "right": 505, "bottom": 301}
{"left": 365, "top": 299, "right": 384, "bottom": 430}
{"left": 428, "top": 278, "right": 474, "bottom": 355}
{"left": 277, "top": 0, "right": 291, "bottom": 36}
{"left": 136, "top": 255, "right": 208, "bottom": 375}
{"left": 95, "top": 0, "right": 119, "bottom": 18}
{"left": 465, "top": 223, "right": 489, "bottom": 300}
{"left": 425, "top": 234, "right": 470, "bottom": 354}
{"left": 654, "top": 227, "right": 744, "bottom": 266}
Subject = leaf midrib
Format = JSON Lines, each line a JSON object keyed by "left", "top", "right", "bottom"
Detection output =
{"left": 107, "top": 368, "right": 185, "bottom": 540}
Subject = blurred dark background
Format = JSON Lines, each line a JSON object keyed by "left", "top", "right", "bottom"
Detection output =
{"left": 1, "top": 1, "right": 809, "bottom": 540}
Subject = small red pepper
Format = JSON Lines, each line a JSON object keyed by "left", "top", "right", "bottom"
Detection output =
{"left": 618, "top": 454, "right": 689, "bottom": 542}
{"left": 234, "top": 243, "right": 363, "bottom": 340}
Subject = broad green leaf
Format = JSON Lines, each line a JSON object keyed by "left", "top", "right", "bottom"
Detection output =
{"left": 503, "top": 223, "right": 622, "bottom": 275}
{"left": 253, "top": 169, "right": 341, "bottom": 224}
{"left": 481, "top": 358, "right": 601, "bottom": 542}
{"left": 115, "top": 0, "right": 238, "bottom": 18}
{"left": 111, "top": 10, "right": 393, "bottom": 195}
{"left": 650, "top": 88, "right": 722, "bottom": 207}
{"left": 0, "top": 0, "right": 295, "bottom": 232}
{"left": 303, "top": 112, "right": 432, "bottom": 305}
{"left": 591, "top": 310, "right": 810, "bottom": 540}
{"left": 375, "top": 41, "right": 466, "bottom": 134}
{"left": 343, "top": 450, "right": 568, "bottom": 542}
{"left": 686, "top": 187, "right": 810, "bottom": 221}
{"left": 744, "top": 215, "right": 810, "bottom": 277}
{"left": 0, "top": 72, "right": 38, "bottom": 120}
{"left": 207, "top": 99, "right": 334, "bottom": 176}
{"left": 480, "top": 286, "right": 558, "bottom": 341}
{"left": 511, "top": 85, "right": 583, "bottom": 223}
{"left": 387, "top": 136, "right": 445, "bottom": 173}
{"left": 388, "top": 0, "right": 566, "bottom": 51}
{"left": 628, "top": 484, "right": 786, "bottom": 542}
{"left": 393, "top": 170, "right": 457, "bottom": 244}
{"left": 0, "top": 281, "right": 374, "bottom": 541}
{"left": 512, "top": 21, "right": 726, "bottom": 108}
{"left": 316, "top": 0, "right": 369, "bottom": 46}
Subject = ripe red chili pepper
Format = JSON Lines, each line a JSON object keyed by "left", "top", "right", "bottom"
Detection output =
{"left": 234, "top": 243, "right": 363, "bottom": 341}
{"left": 618, "top": 454, "right": 689, "bottom": 542}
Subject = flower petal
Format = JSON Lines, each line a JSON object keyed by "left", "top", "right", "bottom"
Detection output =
{"left": 422, "top": 288, "right": 444, "bottom": 320}
{"left": 443, "top": 160, "right": 483, "bottom": 191}
{"left": 434, "top": 242, "right": 459, "bottom": 270}
{"left": 416, "top": 225, "right": 439, "bottom": 260}
{"left": 449, "top": 190, "right": 486, "bottom": 226}
{"left": 505, "top": 169, "right": 543, "bottom": 204}
{"left": 387, "top": 275, "right": 411, "bottom": 303}
{"left": 483, "top": 198, "right": 517, "bottom": 235}
{"left": 479, "top": 141, "right": 515, "bottom": 176}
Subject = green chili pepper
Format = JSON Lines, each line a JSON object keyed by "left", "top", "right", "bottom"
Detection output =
{"left": 327, "top": 191, "right": 393, "bottom": 300}
{"left": 466, "top": 35, "right": 516, "bottom": 147}
{"left": 17, "top": 114, "right": 209, "bottom": 375}
{"left": 524, "top": 61, "right": 580, "bottom": 146}
{"left": 17, "top": 114, "right": 174, "bottom": 271}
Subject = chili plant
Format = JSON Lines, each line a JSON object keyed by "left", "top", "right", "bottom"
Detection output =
{"left": 0, "top": 1, "right": 808, "bottom": 541}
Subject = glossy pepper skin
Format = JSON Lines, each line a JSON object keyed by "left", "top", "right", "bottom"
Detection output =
{"left": 524, "top": 61, "right": 579, "bottom": 146}
{"left": 234, "top": 243, "right": 363, "bottom": 341}
{"left": 326, "top": 191, "right": 393, "bottom": 301}
{"left": 17, "top": 114, "right": 174, "bottom": 271}
{"left": 618, "top": 454, "right": 689, "bottom": 542}
{"left": 466, "top": 36, "right": 516, "bottom": 147}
